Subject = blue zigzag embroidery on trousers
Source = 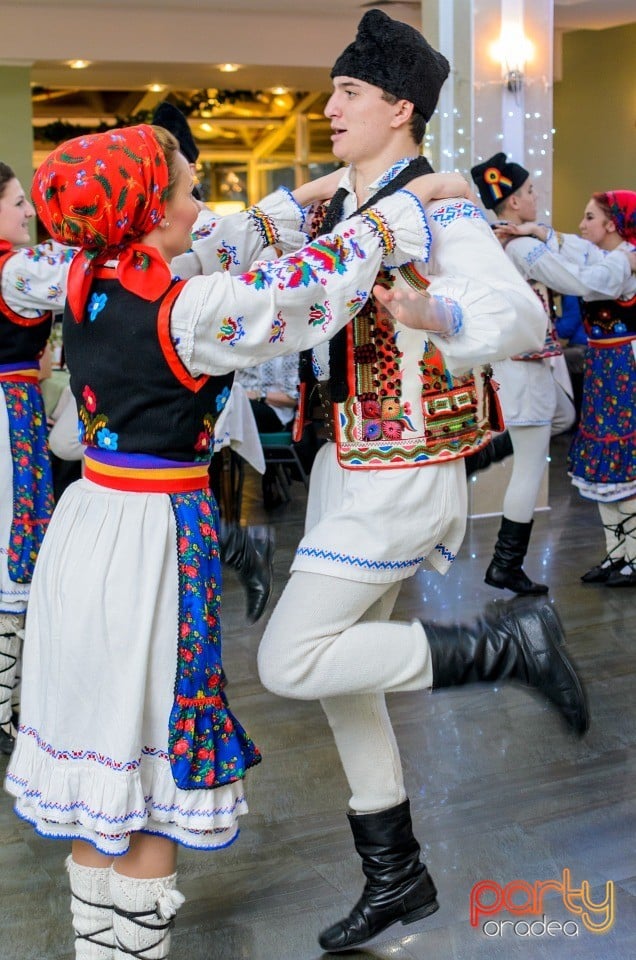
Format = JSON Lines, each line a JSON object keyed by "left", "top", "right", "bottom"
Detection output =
{"left": 434, "top": 542, "right": 456, "bottom": 563}
{"left": 295, "top": 547, "right": 425, "bottom": 571}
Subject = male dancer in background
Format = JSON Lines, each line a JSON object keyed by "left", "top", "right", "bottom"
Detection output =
{"left": 471, "top": 152, "right": 633, "bottom": 594}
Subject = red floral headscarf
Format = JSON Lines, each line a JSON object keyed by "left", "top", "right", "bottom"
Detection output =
{"left": 600, "top": 190, "right": 636, "bottom": 246}
{"left": 33, "top": 124, "right": 173, "bottom": 322}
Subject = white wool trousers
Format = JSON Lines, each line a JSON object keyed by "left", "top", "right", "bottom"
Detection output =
{"left": 258, "top": 572, "right": 434, "bottom": 813}
{"left": 503, "top": 424, "right": 552, "bottom": 523}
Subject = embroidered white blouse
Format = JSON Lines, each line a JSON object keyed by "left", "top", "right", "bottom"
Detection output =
{"left": 2, "top": 188, "right": 432, "bottom": 375}
{"left": 504, "top": 228, "right": 633, "bottom": 298}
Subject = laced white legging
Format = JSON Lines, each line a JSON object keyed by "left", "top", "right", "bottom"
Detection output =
{"left": 598, "top": 498, "right": 636, "bottom": 563}
{"left": 0, "top": 625, "right": 20, "bottom": 726}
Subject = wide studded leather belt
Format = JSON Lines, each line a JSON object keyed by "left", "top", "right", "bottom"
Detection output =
{"left": 313, "top": 381, "right": 337, "bottom": 442}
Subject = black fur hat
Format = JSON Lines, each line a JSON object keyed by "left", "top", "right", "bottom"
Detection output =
{"left": 470, "top": 152, "right": 529, "bottom": 210}
{"left": 330, "top": 9, "right": 449, "bottom": 122}
{"left": 152, "top": 101, "right": 199, "bottom": 164}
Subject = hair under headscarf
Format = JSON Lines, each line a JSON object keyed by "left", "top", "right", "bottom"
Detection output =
{"left": 598, "top": 190, "right": 636, "bottom": 245}
{"left": 0, "top": 161, "right": 19, "bottom": 254}
{"left": 32, "top": 123, "right": 173, "bottom": 322}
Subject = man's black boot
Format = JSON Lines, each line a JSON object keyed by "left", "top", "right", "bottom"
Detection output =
{"left": 424, "top": 601, "right": 589, "bottom": 736}
{"left": 220, "top": 523, "right": 274, "bottom": 624}
{"left": 465, "top": 430, "right": 514, "bottom": 478}
{"left": 318, "top": 799, "right": 438, "bottom": 952}
{"left": 485, "top": 517, "right": 549, "bottom": 595}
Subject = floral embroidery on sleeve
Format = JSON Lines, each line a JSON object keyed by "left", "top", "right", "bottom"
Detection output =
{"left": 269, "top": 313, "right": 286, "bottom": 344}
{"left": 240, "top": 231, "right": 368, "bottom": 293}
{"left": 216, "top": 316, "right": 246, "bottom": 346}
{"left": 217, "top": 242, "right": 239, "bottom": 270}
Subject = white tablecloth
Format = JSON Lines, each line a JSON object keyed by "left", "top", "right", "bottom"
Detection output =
{"left": 212, "top": 381, "right": 265, "bottom": 474}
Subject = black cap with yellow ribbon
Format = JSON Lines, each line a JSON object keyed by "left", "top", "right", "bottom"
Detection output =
{"left": 470, "top": 152, "right": 529, "bottom": 210}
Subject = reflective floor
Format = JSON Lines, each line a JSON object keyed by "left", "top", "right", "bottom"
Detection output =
{"left": 1, "top": 433, "right": 634, "bottom": 960}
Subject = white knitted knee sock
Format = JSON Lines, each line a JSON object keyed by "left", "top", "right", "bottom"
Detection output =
{"left": 110, "top": 870, "right": 185, "bottom": 960}
{"left": 617, "top": 499, "right": 636, "bottom": 565}
{"left": 66, "top": 856, "right": 115, "bottom": 960}
{"left": 598, "top": 502, "right": 625, "bottom": 559}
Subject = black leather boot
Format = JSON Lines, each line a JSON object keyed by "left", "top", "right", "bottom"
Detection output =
{"left": 424, "top": 601, "right": 589, "bottom": 736}
{"left": 485, "top": 517, "right": 548, "bottom": 595}
{"left": 220, "top": 524, "right": 274, "bottom": 624}
{"left": 465, "top": 430, "right": 514, "bottom": 477}
{"left": 318, "top": 799, "right": 438, "bottom": 952}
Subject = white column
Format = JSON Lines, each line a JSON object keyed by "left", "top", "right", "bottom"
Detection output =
{"left": 472, "top": 0, "right": 554, "bottom": 221}
{"left": 422, "top": 0, "right": 473, "bottom": 174}
{"left": 422, "top": 0, "right": 554, "bottom": 220}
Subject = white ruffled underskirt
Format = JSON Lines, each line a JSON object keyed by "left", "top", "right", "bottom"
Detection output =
{"left": 570, "top": 475, "right": 636, "bottom": 503}
{"left": 7, "top": 728, "right": 248, "bottom": 855}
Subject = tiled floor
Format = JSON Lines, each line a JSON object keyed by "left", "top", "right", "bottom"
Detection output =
{"left": 1, "top": 433, "right": 634, "bottom": 959}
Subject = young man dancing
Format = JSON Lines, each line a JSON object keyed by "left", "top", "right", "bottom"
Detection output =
{"left": 258, "top": 10, "right": 589, "bottom": 953}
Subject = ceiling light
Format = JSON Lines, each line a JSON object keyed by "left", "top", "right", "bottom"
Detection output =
{"left": 490, "top": 23, "right": 534, "bottom": 93}
{"left": 269, "top": 86, "right": 289, "bottom": 96}
{"left": 218, "top": 63, "right": 241, "bottom": 73}
{"left": 271, "top": 93, "right": 295, "bottom": 113}
{"left": 67, "top": 59, "right": 91, "bottom": 70}
{"left": 147, "top": 83, "right": 166, "bottom": 93}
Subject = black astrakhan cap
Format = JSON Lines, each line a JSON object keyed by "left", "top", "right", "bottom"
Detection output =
{"left": 152, "top": 101, "right": 199, "bottom": 164}
{"left": 470, "top": 152, "right": 529, "bottom": 210}
{"left": 330, "top": 9, "right": 449, "bottom": 122}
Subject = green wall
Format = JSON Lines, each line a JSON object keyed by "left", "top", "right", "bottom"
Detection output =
{"left": 0, "top": 64, "right": 35, "bottom": 240}
{"left": 0, "top": 65, "right": 34, "bottom": 185}
{"left": 553, "top": 23, "right": 636, "bottom": 232}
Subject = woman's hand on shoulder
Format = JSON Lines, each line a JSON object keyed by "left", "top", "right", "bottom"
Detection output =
{"left": 407, "top": 172, "right": 475, "bottom": 206}
{"left": 494, "top": 222, "right": 548, "bottom": 243}
{"left": 292, "top": 168, "right": 344, "bottom": 207}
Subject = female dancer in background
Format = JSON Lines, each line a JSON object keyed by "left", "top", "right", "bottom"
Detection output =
{"left": 497, "top": 189, "right": 636, "bottom": 586}
{"left": 0, "top": 161, "right": 73, "bottom": 754}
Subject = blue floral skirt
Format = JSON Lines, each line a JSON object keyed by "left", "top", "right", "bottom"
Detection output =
{"left": 568, "top": 337, "right": 635, "bottom": 502}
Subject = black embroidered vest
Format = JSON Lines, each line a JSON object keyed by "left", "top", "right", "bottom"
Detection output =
{"left": 62, "top": 270, "right": 233, "bottom": 461}
{"left": 0, "top": 251, "right": 52, "bottom": 364}
{"left": 583, "top": 295, "right": 636, "bottom": 340}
